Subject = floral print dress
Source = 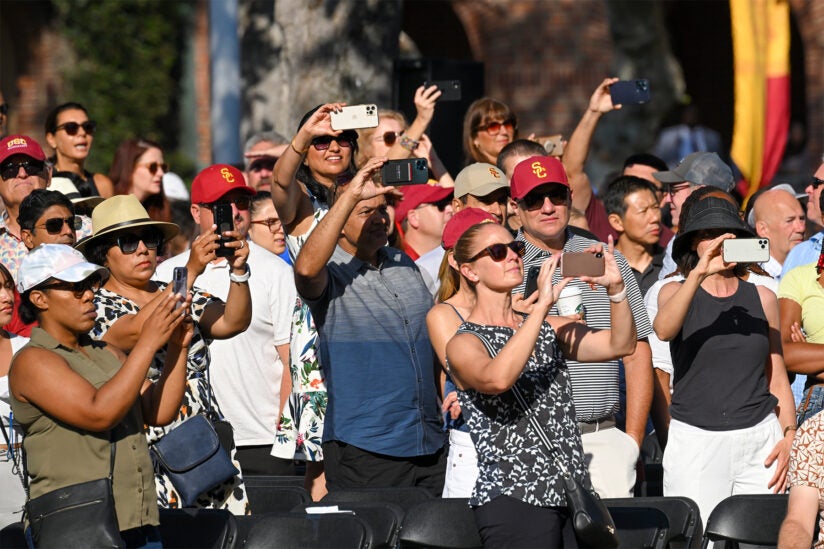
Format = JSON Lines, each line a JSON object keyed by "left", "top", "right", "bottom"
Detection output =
{"left": 92, "top": 282, "right": 249, "bottom": 514}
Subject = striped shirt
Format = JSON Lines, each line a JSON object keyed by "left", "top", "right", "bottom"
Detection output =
{"left": 514, "top": 229, "right": 653, "bottom": 422}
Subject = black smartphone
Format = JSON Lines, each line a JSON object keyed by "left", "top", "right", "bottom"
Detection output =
{"left": 424, "top": 80, "right": 462, "bottom": 102}
{"left": 609, "top": 79, "right": 651, "bottom": 105}
{"left": 380, "top": 158, "right": 429, "bottom": 186}
{"left": 213, "top": 203, "right": 234, "bottom": 258}
{"left": 172, "top": 266, "right": 187, "bottom": 309}
{"left": 524, "top": 265, "right": 541, "bottom": 298}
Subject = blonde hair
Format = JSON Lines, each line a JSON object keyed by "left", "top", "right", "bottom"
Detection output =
{"left": 356, "top": 109, "right": 409, "bottom": 168}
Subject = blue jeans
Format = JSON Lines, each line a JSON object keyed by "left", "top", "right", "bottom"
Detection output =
{"left": 796, "top": 385, "right": 824, "bottom": 427}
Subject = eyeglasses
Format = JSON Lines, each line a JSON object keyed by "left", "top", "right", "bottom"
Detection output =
{"left": 249, "top": 158, "right": 276, "bottom": 172}
{"left": 137, "top": 162, "right": 169, "bottom": 175}
{"left": 250, "top": 217, "right": 283, "bottom": 233}
{"left": 201, "top": 196, "right": 251, "bottom": 211}
{"left": 0, "top": 159, "right": 46, "bottom": 180}
{"left": 811, "top": 177, "right": 824, "bottom": 190}
{"left": 311, "top": 134, "right": 355, "bottom": 151}
{"left": 475, "top": 119, "right": 516, "bottom": 135}
{"left": 0, "top": 104, "right": 8, "bottom": 115}
{"left": 112, "top": 229, "right": 163, "bottom": 254}
{"left": 375, "top": 131, "right": 402, "bottom": 146}
{"left": 40, "top": 276, "right": 101, "bottom": 298}
{"left": 467, "top": 240, "right": 526, "bottom": 263}
{"left": 519, "top": 187, "right": 570, "bottom": 211}
{"left": 416, "top": 197, "right": 452, "bottom": 212}
{"left": 666, "top": 182, "right": 692, "bottom": 198}
{"left": 54, "top": 121, "right": 97, "bottom": 136}
{"left": 37, "top": 216, "right": 81, "bottom": 234}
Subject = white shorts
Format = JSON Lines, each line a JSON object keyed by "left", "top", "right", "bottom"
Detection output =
{"left": 442, "top": 429, "right": 479, "bottom": 498}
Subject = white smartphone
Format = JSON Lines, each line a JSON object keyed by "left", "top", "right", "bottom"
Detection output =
{"left": 722, "top": 238, "right": 770, "bottom": 263}
{"left": 330, "top": 104, "right": 379, "bottom": 131}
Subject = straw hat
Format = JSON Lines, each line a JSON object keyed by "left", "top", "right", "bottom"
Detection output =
{"left": 74, "top": 195, "right": 179, "bottom": 254}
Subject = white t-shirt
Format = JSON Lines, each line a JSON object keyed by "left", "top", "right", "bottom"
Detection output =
{"left": 155, "top": 241, "right": 296, "bottom": 446}
{"left": 415, "top": 246, "right": 445, "bottom": 298}
{"left": 0, "top": 334, "right": 30, "bottom": 435}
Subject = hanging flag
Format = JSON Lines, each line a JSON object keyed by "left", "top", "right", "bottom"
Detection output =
{"left": 729, "top": 0, "right": 791, "bottom": 200}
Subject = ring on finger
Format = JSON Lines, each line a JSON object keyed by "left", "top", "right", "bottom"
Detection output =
{"left": 239, "top": 240, "right": 245, "bottom": 249}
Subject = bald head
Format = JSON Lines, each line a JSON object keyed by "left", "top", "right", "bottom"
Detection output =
{"left": 752, "top": 188, "right": 805, "bottom": 264}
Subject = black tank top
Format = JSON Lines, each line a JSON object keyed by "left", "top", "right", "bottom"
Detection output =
{"left": 670, "top": 280, "right": 777, "bottom": 431}
{"left": 52, "top": 170, "right": 100, "bottom": 197}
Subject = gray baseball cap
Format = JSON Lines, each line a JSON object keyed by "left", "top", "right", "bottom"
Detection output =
{"left": 653, "top": 152, "right": 734, "bottom": 192}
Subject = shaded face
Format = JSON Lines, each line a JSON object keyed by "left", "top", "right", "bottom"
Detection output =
{"left": 48, "top": 108, "right": 93, "bottom": 162}
{"left": 461, "top": 223, "right": 524, "bottom": 291}
{"left": 131, "top": 147, "right": 165, "bottom": 202}
{"left": 305, "top": 135, "right": 353, "bottom": 185}
{"left": 340, "top": 195, "right": 389, "bottom": 256}
{"left": 194, "top": 189, "right": 252, "bottom": 238}
{"left": 408, "top": 197, "right": 454, "bottom": 240}
{"left": 473, "top": 118, "right": 514, "bottom": 164}
{"left": 246, "top": 140, "right": 278, "bottom": 192}
{"left": 0, "top": 154, "right": 49, "bottom": 209}
{"left": 457, "top": 188, "right": 509, "bottom": 224}
{"left": 0, "top": 272, "right": 14, "bottom": 326}
{"left": 248, "top": 200, "right": 286, "bottom": 255}
{"left": 104, "top": 229, "right": 160, "bottom": 286}
{"left": 623, "top": 164, "right": 664, "bottom": 204}
{"left": 661, "top": 182, "right": 695, "bottom": 228}
{"left": 805, "top": 163, "right": 824, "bottom": 225}
{"left": 33, "top": 275, "right": 100, "bottom": 332}
{"left": 616, "top": 189, "right": 661, "bottom": 246}
{"left": 24, "top": 204, "right": 76, "bottom": 248}
{"left": 755, "top": 190, "right": 805, "bottom": 262}
{"left": 370, "top": 118, "right": 404, "bottom": 158}
{"left": 515, "top": 183, "right": 571, "bottom": 244}
{"left": 501, "top": 153, "right": 530, "bottom": 179}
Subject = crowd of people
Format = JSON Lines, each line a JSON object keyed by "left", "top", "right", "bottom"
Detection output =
{"left": 0, "top": 78, "right": 823, "bottom": 548}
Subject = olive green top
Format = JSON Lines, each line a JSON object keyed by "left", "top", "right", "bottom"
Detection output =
{"left": 10, "top": 328, "right": 158, "bottom": 530}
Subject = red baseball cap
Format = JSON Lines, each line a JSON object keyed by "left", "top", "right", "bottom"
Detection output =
{"left": 0, "top": 135, "right": 46, "bottom": 165}
{"left": 191, "top": 164, "right": 256, "bottom": 204}
{"left": 394, "top": 184, "right": 453, "bottom": 224}
{"left": 441, "top": 207, "right": 498, "bottom": 249}
{"left": 510, "top": 156, "right": 569, "bottom": 200}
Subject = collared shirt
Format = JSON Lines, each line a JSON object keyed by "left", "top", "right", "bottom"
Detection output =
{"left": 303, "top": 245, "right": 444, "bottom": 457}
{"left": 630, "top": 247, "right": 665, "bottom": 297}
{"left": 514, "top": 229, "right": 653, "bottom": 422}
{"left": 782, "top": 231, "right": 824, "bottom": 279}
{"left": 0, "top": 212, "right": 28, "bottom": 280}
{"left": 760, "top": 255, "right": 783, "bottom": 280}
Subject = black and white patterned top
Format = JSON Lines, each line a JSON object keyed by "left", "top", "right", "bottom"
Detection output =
{"left": 455, "top": 321, "right": 590, "bottom": 508}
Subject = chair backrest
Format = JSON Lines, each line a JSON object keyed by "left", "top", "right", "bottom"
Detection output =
{"left": 604, "top": 496, "right": 703, "bottom": 549}
{"left": 0, "top": 522, "right": 26, "bottom": 549}
{"left": 243, "top": 474, "right": 306, "bottom": 488}
{"left": 243, "top": 512, "right": 373, "bottom": 549}
{"left": 297, "top": 502, "right": 404, "bottom": 549}
{"left": 321, "top": 486, "right": 433, "bottom": 512}
{"left": 243, "top": 481, "right": 311, "bottom": 514}
{"left": 398, "top": 497, "right": 483, "bottom": 549}
{"left": 606, "top": 505, "right": 669, "bottom": 549}
{"left": 157, "top": 508, "right": 238, "bottom": 549}
{"left": 700, "top": 493, "right": 788, "bottom": 548}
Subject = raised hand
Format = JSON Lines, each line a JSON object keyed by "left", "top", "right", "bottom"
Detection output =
{"left": 187, "top": 227, "right": 220, "bottom": 279}
{"left": 138, "top": 292, "right": 187, "bottom": 352}
{"left": 344, "top": 156, "right": 395, "bottom": 201}
{"left": 535, "top": 255, "right": 571, "bottom": 313}
{"left": 579, "top": 235, "right": 623, "bottom": 295}
{"left": 414, "top": 85, "right": 441, "bottom": 127}
{"left": 590, "top": 77, "right": 621, "bottom": 112}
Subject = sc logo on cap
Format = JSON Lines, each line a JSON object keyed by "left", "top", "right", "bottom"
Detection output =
{"left": 219, "top": 167, "right": 235, "bottom": 184}
{"left": 489, "top": 167, "right": 501, "bottom": 179}
{"left": 531, "top": 161, "right": 547, "bottom": 179}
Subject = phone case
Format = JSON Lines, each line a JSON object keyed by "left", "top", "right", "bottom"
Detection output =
{"left": 424, "top": 80, "right": 461, "bottom": 101}
{"left": 524, "top": 266, "right": 541, "bottom": 297}
{"left": 330, "top": 104, "right": 379, "bottom": 131}
{"left": 172, "top": 267, "right": 187, "bottom": 308}
{"left": 536, "top": 135, "right": 564, "bottom": 157}
{"left": 381, "top": 158, "right": 429, "bottom": 186}
{"left": 560, "top": 252, "right": 605, "bottom": 278}
{"left": 213, "top": 203, "right": 235, "bottom": 258}
{"left": 722, "top": 238, "right": 770, "bottom": 263}
{"left": 609, "top": 79, "right": 651, "bottom": 105}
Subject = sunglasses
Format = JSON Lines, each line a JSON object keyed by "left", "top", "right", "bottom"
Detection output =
{"left": 201, "top": 196, "right": 251, "bottom": 211}
{"left": 812, "top": 177, "right": 824, "bottom": 190}
{"left": 467, "top": 240, "right": 526, "bottom": 263}
{"left": 416, "top": 197, "right": 452, "bottom": 212}
{"left": 0, "top": 104, "right": 7, "bottom": 115}
{"left": 137, "top": 161, "right": 169, "bottom": 175}
{"left": 0, "top": 159, "right": 46, "bottom": 180}
{"left": 519, "top": 187, "right": 570, "bottom": 211}
{"left": 249, "top": 158, "right": 276, "bottom": 172}
{"left": 40, "top": 276, "right": 101, "bottom": 298}
{"left": 250, "top": 217, "right": 283, "bottom": 233}
{"left": 476, "top": 119, "right": 516, "bottom": 135}
{"left": 112, "top": 229, "right": 163, "bottom": 254}
{"left": 54, "top": 121, "right": 97, "bottom": 136}
{"left": 37, "top": 216, "right": 81, "bottom": 234}
{"left": 375, "top": 131, "right": 403, "bottom": 146}
{"left": 311, "top": 134, "right": 355, "bottom": 151}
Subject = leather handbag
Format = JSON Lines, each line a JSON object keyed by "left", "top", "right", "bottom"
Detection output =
{"left": 25, "top": 442, "right": 124, "bottom": 548}
{"left": 151, "top": 414, "right": 238, "bottom": 507}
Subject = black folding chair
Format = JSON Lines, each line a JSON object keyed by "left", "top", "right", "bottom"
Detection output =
{"left": 700, "top": 493, "right": 788, "bottom": 549}
{"left": 157, "top": 508, "right": 238, "bottom": 549}
{"left": 321, "top": 486, "right": 432, "bottom": 512}
{"left": 243, "top": 512, "right": 372, "bottom": 549}
{"left": 243, "top": 477, "right": 311, "bottom": 514}
{"left": 297, "top": 501, "right": 404, "bottom": 549}
{"left": 606, "top": 505, "right": 669, "bottom": 549}
{"left": 605, "top": 496, "right": 703, "bottom": 548}
{"left": 398, "top": 497, "right": 483, "bottom": 549}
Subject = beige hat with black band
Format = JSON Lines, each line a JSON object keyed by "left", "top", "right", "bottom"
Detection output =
{"left": 74, "top": 194, "right": 179, "bottom": 254}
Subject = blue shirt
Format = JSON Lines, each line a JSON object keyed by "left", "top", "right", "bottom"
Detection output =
{"left": 304, "top": 245, "right": 444, "bottom": 457}
{"left": 781, "top": 231, "right": 823, "bottom": 279}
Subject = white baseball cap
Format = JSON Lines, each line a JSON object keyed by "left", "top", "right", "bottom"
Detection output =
{"left": 17, "top": 244, "right": 108, "bottom": 294}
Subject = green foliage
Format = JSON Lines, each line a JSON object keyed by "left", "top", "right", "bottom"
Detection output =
{"left": 51, "top": 0, "right": 191, "bottom": 175}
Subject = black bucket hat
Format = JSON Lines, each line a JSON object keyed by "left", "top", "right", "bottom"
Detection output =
{"left": 672, "top": 196, "right": 754, "bottom": 265}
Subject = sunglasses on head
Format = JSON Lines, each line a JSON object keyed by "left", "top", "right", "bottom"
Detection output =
{"left": 812, "top": 177, "right": 824, "bottom": 190}
{"left": 467, "top": 240, "right": 525, "bottom": 263}
{"left": 54, "top": 121, "right": 97, "bottom": 136}
{"left": 0, "top": 159, "right": 46, "bottom": 180}
{"left": 37, "top": 216, "right": 81, "bottom": 234}
{"left": 476, "top": 119, "right": 516, "bottom": 135}
{"left": 137, "top": 161, "right": 169, "bottom": 175}
{"left": 201, "top": 196, "right": 251, "bottom": 211}
{"left": 311, "top": 134, "right": 355, "bottom": 151}
{"left": 519, "top": 186, "right": 570, "bottom": 211}
{"left": 0, "top": 104, "right": 8, "bottom": 115}
{"left": 376, "top": 131, "right": 403, "bottom": 146}
{"left": 112, "top": 229, "right": 163, "bottom": 254}
{"left": 40, "top": 275, "right": 102, "bottom": 298}
{"left": 249, "top": 158, "right": 276, "bottom": 172}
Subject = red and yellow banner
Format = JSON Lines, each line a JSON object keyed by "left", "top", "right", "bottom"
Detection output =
{"left": 730, "top": 0, "right": 791, "bottom": 200}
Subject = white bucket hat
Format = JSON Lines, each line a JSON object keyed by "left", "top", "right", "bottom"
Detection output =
{"left": 17, "top": 244, "right": 108, "bottom": 294}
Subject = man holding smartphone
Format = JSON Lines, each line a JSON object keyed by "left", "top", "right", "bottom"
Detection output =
{"left": 510, "top": 155, "right": 653, "bottom": 498}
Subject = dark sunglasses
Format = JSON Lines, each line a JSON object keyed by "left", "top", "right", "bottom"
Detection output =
{"left": 0, "top": 104, "right": 8, "bottom": 115}
{"left": 311, "top": 134, "right": 355, "bottom": 151}
{"left": 378, "top": 131, "right": 403, "bottom": 146}
{"left": 201, "top": 196, "right": 251, "bottom": 211}
{"left": 250, "top": 217, "right": 283, "bottom": 232}
{"left": 54, "top": 121, "right": 97, "bottom": 136}
{"left": 40, "top": 276, "right": 101, "bottom": 298}
{"left": 249, "top": 158, "right": 276, "bottom": 172}
{"left": 0, "top": 159, "right": 46, "bottom": 180}
{"left": 476, "top": 119, "right": 516, "bottom": 135}
{"left": 519, "top": 187, "right": 570, "bottom": 211}
{"left": 812, "top": 177, "right": 824, "bottom": 190}
{"left": 417, "top": 197, "right": 452, "bottom": 212}
{"left": 138, "top": 162, "right": 169, "bottom": 175}
{"left": 37, "top": 216, "right": 81, "bottom": 234}
{"left": 112, "top": 229, "right": 163, "bottom": 254}
{"left": 467, "top": 240, "right": 526, "bottom": 263}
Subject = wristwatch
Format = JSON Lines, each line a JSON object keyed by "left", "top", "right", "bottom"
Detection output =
{"left": 229, "top": 264, "right": 251, "bottom": 283}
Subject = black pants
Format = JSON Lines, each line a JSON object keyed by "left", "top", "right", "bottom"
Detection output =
{"left": 235, "top": 445, "right": 295, "bottom": 476}
{"left": 322, "top": 440, "right": 446, "bottom": 497}
{"left": 473, "top": 495, "right": 578, "bottom": 548}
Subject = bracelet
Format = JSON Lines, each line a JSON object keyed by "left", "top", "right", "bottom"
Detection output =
{"left": 229, "top": 265, "right": 251, "bottom": 283}
{"left": 290, "top": 138, "right": 308, "bottom": 156}
{"left": 607, "top": 287, "right": 627, "bottom": 303}
{"left": 784, "top": 425, "right": 798, "bottom": 437}
{"left": 399, "top": 135, "right": 419, "bottom": 151}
